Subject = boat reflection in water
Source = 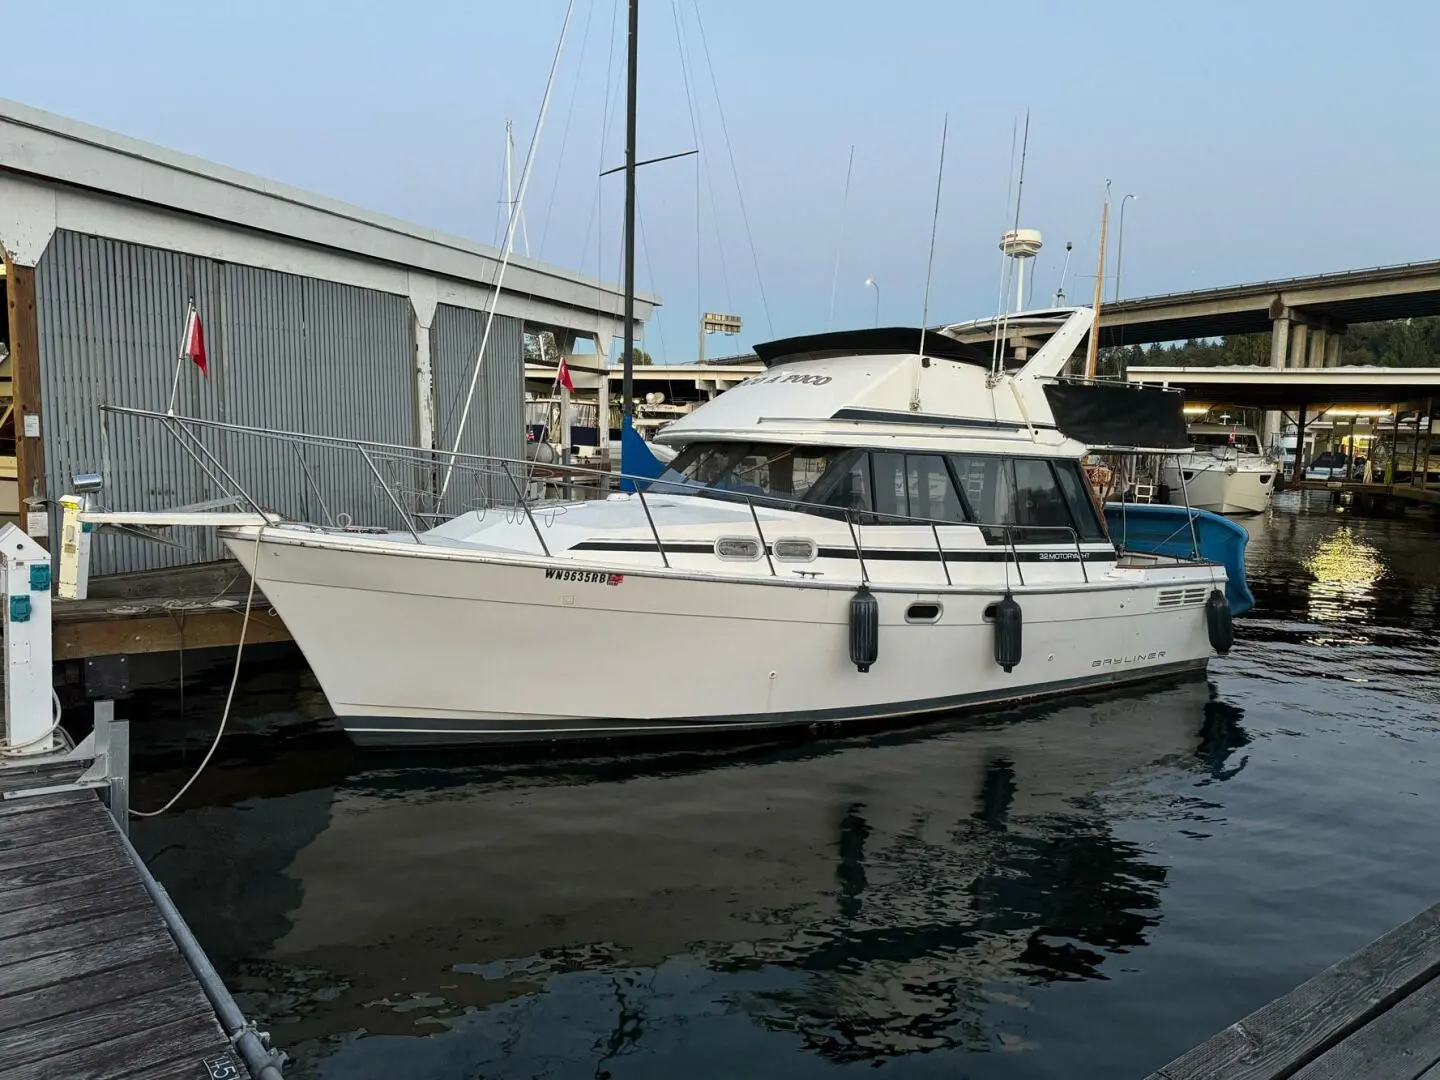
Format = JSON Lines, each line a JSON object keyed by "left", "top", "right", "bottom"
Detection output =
{"left": 141, "top": 677, "right": 1250, "bottom": 1072}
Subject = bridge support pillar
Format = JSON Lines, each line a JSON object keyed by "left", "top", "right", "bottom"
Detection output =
{"left": 1269, "top": 317, "right": 1291, "bottom": 369}
{"left": 1264, "top": 316, "right": 1293, "bottom": 449}
{"left": 1288, "top": 322, "right": 1309, "bottom": 369}
{"left": 1324, "top": 331, "right": 1342, "bottom": 368}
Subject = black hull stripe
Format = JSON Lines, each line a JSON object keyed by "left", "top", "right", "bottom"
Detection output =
{"left": 338, "top": 660, "right": 1210, "bottom": 748}
{"left": 570, "top": 540, "right": 1116, "bottom": 563}
{"left": 828, "top": 407, "right": 1058, "bottom": 433}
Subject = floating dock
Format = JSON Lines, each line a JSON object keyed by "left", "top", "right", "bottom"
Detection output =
{"left": 0, "top": 737, "right": 284, "bottom": 1078}
{"left": 1144, "top": 901, "right": 1440, "bottom": 1079}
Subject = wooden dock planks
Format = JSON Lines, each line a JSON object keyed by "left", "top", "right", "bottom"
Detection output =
{"left": 0, "top": 761, "right": 241, "bottom": 1079}
{"left": 49, "top": 560, "right": 291, "bottom": 661}
{"left": 1146, "top": 902, "right": 1440, "bottom": 1080}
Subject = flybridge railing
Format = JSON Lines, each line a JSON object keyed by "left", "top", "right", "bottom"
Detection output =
{"left": 98, "top": 406, "right": 1115, "bottom": 583}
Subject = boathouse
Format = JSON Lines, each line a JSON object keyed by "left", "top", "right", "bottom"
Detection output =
{"left": 0, "top": 97, "right": 656, "bottom": 575}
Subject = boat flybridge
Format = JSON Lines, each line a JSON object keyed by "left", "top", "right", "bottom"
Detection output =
{"left": 1160, "top": 421, "right": 1275, "bottom": 516}
{"left": 80, "top": 306, "right": 1249, "bottom": 749}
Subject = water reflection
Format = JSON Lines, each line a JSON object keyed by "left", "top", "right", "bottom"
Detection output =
{"left": 1301, "top": 528, "right": 1385, "bottom": 625}
{"left": 137, "top": 678, "right": 1250, "bottom": 1075}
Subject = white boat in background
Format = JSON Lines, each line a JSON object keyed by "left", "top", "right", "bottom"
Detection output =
{"left": 81, "top": 308, "right": 1247, "bottom": 748}
{"left": 1160, "top": 422, "right": 1274, "bottom": 515}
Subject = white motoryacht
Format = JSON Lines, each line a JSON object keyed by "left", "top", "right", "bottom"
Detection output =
{"left": 1160, "top": 422, "right": 1274, "bottom": 515}
{"left": 84, "top": 308, "right": 1247, "bottom": 748}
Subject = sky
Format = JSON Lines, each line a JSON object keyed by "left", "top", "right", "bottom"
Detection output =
{"left": 4, "top": 0, "right": 1439, "bottom": 362}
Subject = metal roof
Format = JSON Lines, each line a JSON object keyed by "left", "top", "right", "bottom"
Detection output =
{"left": 0, "top": 96, "right": 657, "bottom": 323}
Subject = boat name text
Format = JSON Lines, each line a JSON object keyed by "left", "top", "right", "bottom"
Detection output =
{"left": 738, "top": 372, "right": 834, "bottom": 388}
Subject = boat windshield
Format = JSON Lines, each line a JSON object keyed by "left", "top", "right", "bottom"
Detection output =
{"left": 647, "top": 441, "right": 1107, "bottom": 542}
{"left": 651, "top": 442, "right": 850, "bottom": 505}
{"left": 1192, "top": 432, "right": 1261, "bottom": 455}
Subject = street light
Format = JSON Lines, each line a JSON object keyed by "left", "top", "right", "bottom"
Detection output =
{"left": 864, "top": 277, "right": 880, "bottom": 327}
{"left": 1114, "top": 193, "right": 1137, "bottom": 302}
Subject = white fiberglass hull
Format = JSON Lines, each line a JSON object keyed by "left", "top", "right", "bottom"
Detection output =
{"left": 1163, "top": 460, "right": 1274, "bottom": 516}
{"left": 223, "top": 527, "right": 1222, "bottom": 748}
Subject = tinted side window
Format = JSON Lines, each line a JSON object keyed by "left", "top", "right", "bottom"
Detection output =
{"left": 814, "top": 454, "right": 873, "bottom": 517}
{"left": 949, "top": 454, "right": 1080, "bottom": 543}
{"left": 949, "top": 454, "right": 1003, "bottom": 522}
{"left": 1051, "top": 459, "right": 1106, "bottom": 540}
{"left": 905, "top": 454, "right": 968, "bottom": 523}
{"left": 1010, "top": 459, "right": 1075, "bottom": 537}
{"left": 870, "top": 452, "right": 909, "bottom": 521}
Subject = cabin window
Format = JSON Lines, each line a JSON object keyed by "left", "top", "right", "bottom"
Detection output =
{"left": 1010, "top": 458, "right": 1076, "bottom": 534}
{"left": 948, "top": 454, "right": 1090, "bottom": 543}
{"left": 813, "top": 454, "right": 873, "bottom": 516}
{"left": 906, "top": 454, "right": 967, "bottom": 523}
{"left": 947, "top": 454, "right": 1004, "bottom": 523}
{"left": 868, "top": 452, "right": 966, "bottom": 523}
{"left": 870, "top": 452, "right": 908, "bottom": 520}
{"left": 1051, "top": 459, "right": 1107, "bottom": 540}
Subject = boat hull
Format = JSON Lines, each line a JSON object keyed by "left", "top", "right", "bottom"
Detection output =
{"left": 223, "top": 529, "right": 1221, "bottom": 748}
{"left": 1162, "top": 461, "right": 1274, "bottom": 515}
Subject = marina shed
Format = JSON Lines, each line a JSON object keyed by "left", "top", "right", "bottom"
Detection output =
{"left": 0, "top": 98, "right": 657, "bottom": 575}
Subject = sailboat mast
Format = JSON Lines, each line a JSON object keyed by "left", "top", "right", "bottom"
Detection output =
{"left": 622, "top": 0, "right": 639, "bottom": 420}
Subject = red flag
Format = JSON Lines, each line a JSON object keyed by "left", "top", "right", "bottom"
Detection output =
{"left": 556, "top": 356, "right": 575, "bottom": 392}
{"left": 183, "top": 308, "right": 208, "bottom": 378}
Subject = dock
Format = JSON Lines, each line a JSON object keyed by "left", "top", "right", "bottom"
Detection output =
{"left": 1287, "top": 478, "right": 1440, "bottom": 511}
{"left": 1144, "top": 901, "right": 1440, "bottom": 1080}
{"left": 0, "top": 730, "right": 284, "bottom": 1078}
{"left": 52, "top": 562, "right": 291, "bottom": 664}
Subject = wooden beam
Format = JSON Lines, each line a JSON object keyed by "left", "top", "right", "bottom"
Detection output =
{"left": 51, "top": 609, "right": 291, "bottom": 662}
{"left": 4, "top": 258, "right": 46, "bottom": 549}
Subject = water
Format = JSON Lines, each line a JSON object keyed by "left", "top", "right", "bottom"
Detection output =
{"left": 130, "top": 492, "right": 1440, "bottom": 1079}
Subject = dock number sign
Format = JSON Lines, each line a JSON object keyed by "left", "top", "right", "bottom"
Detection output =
{"left": 201, "top": 1053, "right": 242, "bottom": 1079}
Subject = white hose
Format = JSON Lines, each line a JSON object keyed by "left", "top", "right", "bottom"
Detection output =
{"left": 0, "top": 688, "right": 67, "bottom": 756}
{"left": 131, "top": 528, "right": 263, "bottom": 819}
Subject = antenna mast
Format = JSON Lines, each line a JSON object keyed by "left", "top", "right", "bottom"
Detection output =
{"left": 916, "top": 116, "right": 948, "bottom": 363}
{"left": 1084, "top": 181, "right": 1112, "bottom": 379}
{"left": 991, "top": 111, "right": 1031, "bottom": 371}
{"left": 827, "top": 145, "right": 855, "bottom": 330}
{"left": 504, "top": 120, "right": 531, "bottom": 257}
{"left": 1054, "top": 240, "right": 1073, "bottom": 305}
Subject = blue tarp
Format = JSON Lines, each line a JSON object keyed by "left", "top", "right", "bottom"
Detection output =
{"left": 1104, "top": 502, "right": 1255, "bottom": 617}
{"left": 619, "top": 414, "right": 666, "bottom": 493}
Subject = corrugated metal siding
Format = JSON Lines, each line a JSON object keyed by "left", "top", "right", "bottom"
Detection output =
{"left": 35, "top": 231, "right": 222, "bottom": 573}
{"left": 215, "top": 266, "right": 414, "bottom": 533}
{"left": 431, "top": 305, "right": 524, "bottom": 514}
{"left": 35, "top": 231, "right": 415, "bottom": 574}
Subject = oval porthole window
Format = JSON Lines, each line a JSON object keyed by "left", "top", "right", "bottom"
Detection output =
{"left": 774, "top": 537, "right": 817, "bottom": 562}
{"left": 716, "top": 536, "right": 762, "bottom": 561}
{"left": 906, "top": 602, "right": 942, "bottom": 623}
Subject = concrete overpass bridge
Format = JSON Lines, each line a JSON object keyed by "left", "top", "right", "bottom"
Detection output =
{"left": 1098, "top": 259, "right": 1440, "bottom": 367}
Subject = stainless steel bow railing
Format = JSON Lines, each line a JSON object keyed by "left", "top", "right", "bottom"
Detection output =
{"left": 97, "top": 406, "right": 1112, "bottom": 583}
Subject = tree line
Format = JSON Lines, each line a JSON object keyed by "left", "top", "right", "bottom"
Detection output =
{"left": 1101, "top": 316, "right": 1440, "bottom": 372}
